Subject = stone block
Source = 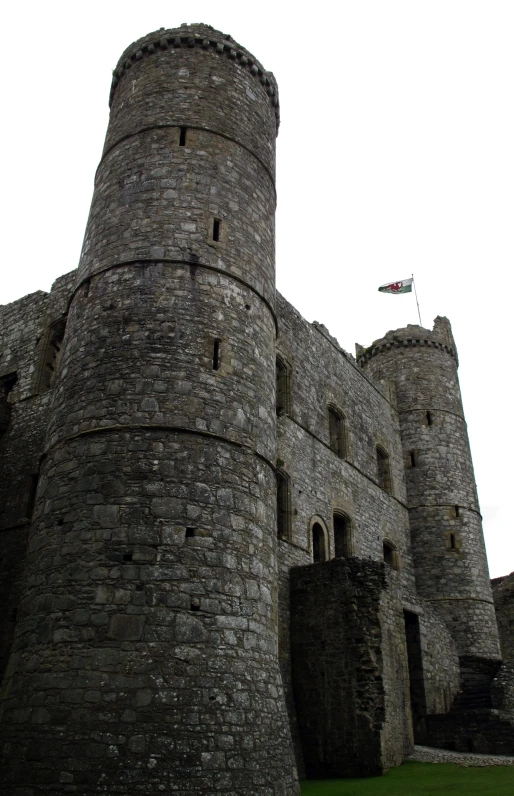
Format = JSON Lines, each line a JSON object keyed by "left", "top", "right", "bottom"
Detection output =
{"left": 108, "top": 614, "right": 145, "bottom": 641}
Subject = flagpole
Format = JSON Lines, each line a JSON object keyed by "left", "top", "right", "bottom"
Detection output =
{"left": 412, "top": 273, "right": 423, "bottom": 326}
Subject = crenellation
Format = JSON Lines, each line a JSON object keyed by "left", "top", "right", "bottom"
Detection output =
{"left": 0, "top": 23, "right": 513, "bottom": 794}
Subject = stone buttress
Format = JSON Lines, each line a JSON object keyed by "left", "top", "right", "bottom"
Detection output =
{"left": 358, "top": 318, "right": 501, "bottom": 676}
{"left": 0, "top": 25, "right": 299, "bottom": 795}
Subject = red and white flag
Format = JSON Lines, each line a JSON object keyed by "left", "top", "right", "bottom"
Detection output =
{"left": 378, "top": 278, "right": 413, "bottom": 294}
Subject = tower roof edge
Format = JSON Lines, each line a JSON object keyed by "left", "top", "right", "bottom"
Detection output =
{"left": 356, "top": 316, "right": 458, "bottom": 367}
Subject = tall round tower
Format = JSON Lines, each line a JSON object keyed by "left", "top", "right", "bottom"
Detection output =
{"left": 358, "top": 318, "right": 501, "bottom": 670}
{"left": 0, "top": 25, "right": 299, "bottom": 795}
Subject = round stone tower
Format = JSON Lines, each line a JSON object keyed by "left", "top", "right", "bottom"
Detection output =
{"left": 358, "top": 318, "right": 501, "bottom": 669}
{"left": 0, "top": 25, "right": 299, "bottom": 795}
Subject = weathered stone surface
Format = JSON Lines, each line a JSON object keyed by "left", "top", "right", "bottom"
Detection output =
{"left": 0, "top": 19, "right": 511, "bottom": 796}
{"left": 0, "top": 23, "right": 297, "bottom": 796}
{"left": 291, "top": 558, "right": 389, "bottom": 778}
{"left": 493, "top": 571, "right": 514, "bottom": 662}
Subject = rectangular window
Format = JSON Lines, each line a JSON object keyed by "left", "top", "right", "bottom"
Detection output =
{"left": 179, "top": 127, "right": 187, "bottom": 146}
{"left": 212, "top": 339, "right": 221, "bottom": 371}
{"left": 276, "top": 356, "right": 291, "bottom": 415}
{"left": 328, "top": 406, "right": 347, "bottom": 459}
{"left": 277, "top": 470, "right": 291, "bottom": 540}
{"left": 377, "top": 446, "right": 392, "bottom": 493}
{"left": 212, "top": 218, "right": 221, "bottom": 242}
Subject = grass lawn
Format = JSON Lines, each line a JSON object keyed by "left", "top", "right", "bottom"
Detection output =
{"left": 300, "top": 761, "right": 514, "bottom": 795}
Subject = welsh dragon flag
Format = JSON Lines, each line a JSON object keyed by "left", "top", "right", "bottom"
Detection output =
{"left": 378, "top": 277, "right": 413, "bottom": 294}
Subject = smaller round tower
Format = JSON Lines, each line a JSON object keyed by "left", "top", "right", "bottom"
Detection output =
{"left": 358, "top": 317, "right": 501, "bottom": 669}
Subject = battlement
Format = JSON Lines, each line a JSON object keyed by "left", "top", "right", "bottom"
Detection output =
{"left": 356, "top": 316, "right": 457, "bottom": 366}
{"left": 110, "top": 24, "right": 280, "bottom": 129}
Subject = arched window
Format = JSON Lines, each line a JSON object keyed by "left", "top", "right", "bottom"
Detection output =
{"left": 276, "top": 469, "right": 291, "bottom": 540}
{"left": 312, "top": 522, "right": 328, "bottom": 563}
{"left": 376, "top": 446, "right": 392, "bottom": 493}
{"left": 333, "top": 512, "right": 352, "bottom": 558}
{"left": 383, "top": 539, "right": 400, "bottom": 570}
{"left": 328, "top": 405, "right": 347, "bottom": 458}
{"left": 276, "top": 355, "right": 291, "bottom": 415}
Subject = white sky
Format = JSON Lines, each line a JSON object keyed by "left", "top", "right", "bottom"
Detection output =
{"left": 2, "top": 1, "right": 513, "bottom": 578}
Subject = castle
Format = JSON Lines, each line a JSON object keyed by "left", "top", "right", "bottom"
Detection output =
{"left": 0, "top": 23, "right": 513, "bottom": 795}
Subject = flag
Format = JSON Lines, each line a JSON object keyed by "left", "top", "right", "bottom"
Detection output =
{"left": 378, "top": 278, "right": 413, "bottom": 294}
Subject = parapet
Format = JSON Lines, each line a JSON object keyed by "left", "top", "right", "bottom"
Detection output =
{"left": 356, "top": 316, "right": 458, "bottom": 367}
{"left": 109, "top": 23, "right": 280, "bottom": 130}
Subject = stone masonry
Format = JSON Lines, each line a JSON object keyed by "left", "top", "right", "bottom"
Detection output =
{"left": 0, "top": 22, "right": 513, "bottom": 795}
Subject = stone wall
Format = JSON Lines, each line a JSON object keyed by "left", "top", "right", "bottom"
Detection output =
{"left": 290, "top": 558, "right": 433, "bottom": 776}
{"left": 276, "top": 294, "right": 415, "bottom": 592}
{"left": 426, "top": 710, "right": 514, "bottom": 755}
{"left": 0, "top": 273, "right": 74, "bottom": 677}
{"left": 290, "top": 558, "right": 392, "bottom": 778}
{"left": 492, "top": 662, "right": 514, "bottom": 715}
{"left": 493, "top": 572, "right": 514, "bottom": 662}
{"left": 416, "top": 604, "right": 460, "bottom": 717}
{"left": 378, "top": 571, "right": 413, "bottom": 765}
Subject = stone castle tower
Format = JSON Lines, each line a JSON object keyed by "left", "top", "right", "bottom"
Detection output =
{"left": 359, "top": 320, "right": 501, "bottom": 661}
{"left": 0, "top": 23, "right": 513, "bottom": 795}
{"left": 0, "top": 24, "right": 298, "bottom": 795}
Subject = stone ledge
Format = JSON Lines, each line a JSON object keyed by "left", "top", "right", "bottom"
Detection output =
{"left": 408, "top": 744, "right": 514, "bottom": 766}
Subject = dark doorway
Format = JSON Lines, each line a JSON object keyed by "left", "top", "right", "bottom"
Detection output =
{"left": 404, "top": 610, "right": 427, "bottom": 743}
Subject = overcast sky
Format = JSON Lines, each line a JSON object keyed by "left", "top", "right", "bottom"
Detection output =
{"left": 2, "top": 1, "right": 513, "bottom": 578}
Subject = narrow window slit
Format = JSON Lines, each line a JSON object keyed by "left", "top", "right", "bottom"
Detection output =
{"left": 179, "top": 127, "right": 187, "bottom": 146}
{"left": 212, "top": 218, "right": 221, "bottom": 242}
{"left": 376, "top": 446, "right": 392, "bottom": 493}
{"left": 276, "top": 469, "right": 291, "bottom": 540}
{"left": 409, "top": 451, "right": 416, "bottom": 467}
{"left": 455, "top": 505, "right": 460, "bottom": 518}
{"left": 450, "top": 533, "right": 456, "bottom": 550}
{"left": 276, "top": 356, "right": 292, "bottom": 415}
{"left": 26, "top": 473, "right": 39, "bottom": 519}
{"left": 212, "top": 339, "right": 221, "bottom": 370}
{"left": 426, "top": 411, "right": 432, "bottom": 426}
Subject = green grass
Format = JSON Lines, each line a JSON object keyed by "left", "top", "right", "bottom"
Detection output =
{"left": 300, "top": 761, "right": 514, "bottom": 795}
